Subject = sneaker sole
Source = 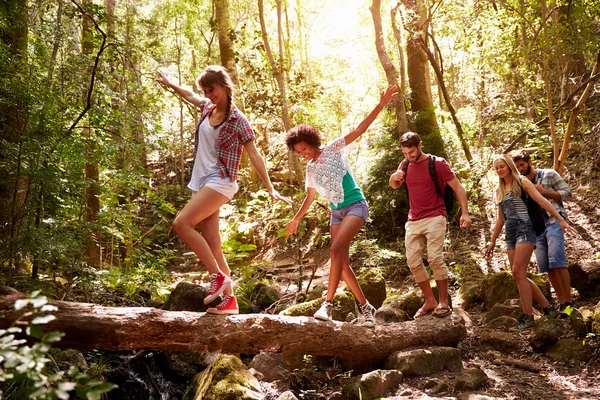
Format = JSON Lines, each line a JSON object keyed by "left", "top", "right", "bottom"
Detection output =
{"left": 203, "top": 278, "right": 232, "bottom": 305}
{"left": 206, "top": 308, "right": 239, "bottom": 315}
{"left": 313, "top": 314, "right": 332, "bottom": 321}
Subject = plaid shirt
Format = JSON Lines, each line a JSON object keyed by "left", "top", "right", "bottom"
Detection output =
{"left": 533, "top": 168, "right": 572, "bottom": 223}
{"left": 193, "top": 99, "right": 255, "bottom": 182}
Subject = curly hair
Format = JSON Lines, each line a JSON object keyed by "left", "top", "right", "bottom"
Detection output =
{"left": 285, "top": 124, "right": 322, "bottom": 151}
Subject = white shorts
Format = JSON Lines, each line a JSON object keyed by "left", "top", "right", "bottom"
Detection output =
{"left": 189, "top": 172, "right": 238, "bottom": 200}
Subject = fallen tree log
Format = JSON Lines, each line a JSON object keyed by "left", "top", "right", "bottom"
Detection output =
{"left": 0, "top": 287, "right": 466, "bottom": 365}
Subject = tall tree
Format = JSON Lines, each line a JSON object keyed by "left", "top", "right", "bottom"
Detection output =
{"left": 401, "top": 0, "right": 444, "bottom": 157}
{"left": 370, "top": 0, "right": 408, "bottom": 137}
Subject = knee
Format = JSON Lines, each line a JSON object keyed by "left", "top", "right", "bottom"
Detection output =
{"left": 511, "top": 267, "right": 526, "bottom": 281}
{"left": 173, "top": 216, "right": 192, "bottom": 236}
{"left": 330, "top": 241, "right": 347, "bottom": 258}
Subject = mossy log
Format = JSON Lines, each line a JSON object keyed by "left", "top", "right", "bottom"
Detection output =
{"left": 0, "top": 287, "right": 466, "bottom": 365}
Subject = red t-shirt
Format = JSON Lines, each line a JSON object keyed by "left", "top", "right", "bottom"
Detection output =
{"left": 399, "top": 155, "right": 456, "bottom": 221}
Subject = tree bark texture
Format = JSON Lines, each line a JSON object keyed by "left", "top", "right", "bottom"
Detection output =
{"left": 369, "top": 0, "right": 408, "bottom": 136}
{"left": 0, "top": 288, "right": 467, "bottom": 365}
{"left": 401, "top": 0, "right": 444, "bottom": 157}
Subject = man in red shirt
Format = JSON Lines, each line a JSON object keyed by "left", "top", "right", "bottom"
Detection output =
{"left": 389, "top": 132, "right": 472, "bottom": 318}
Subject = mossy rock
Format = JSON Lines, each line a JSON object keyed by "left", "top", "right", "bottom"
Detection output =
{"left": 592, "top": 301, "right": 600, "bottom": 334}
{"left": 481, "top": 271, "right": 550, "bottom": 310}
{"left": 545, "top": 339, "right": 595, "bottom": 365}
{"left": 163, "top": 282, "right": 212, "bottom": 312}
{"left": 305, "top": 283, "right": 328, "bottom": 302}
{"left": 279, "top": 291, "right": 358, "bottom": 321}
{"left": 355, "top": 268, "right": 387, "bottom": 308}
{"left": 183, "top": 354, "right": 262, "bottom": 400}
{"left": 458, "top": 279, "right": 483, "bottom": 310}
{"left": 253, "top": 282, "right": 282, "bottom": 310}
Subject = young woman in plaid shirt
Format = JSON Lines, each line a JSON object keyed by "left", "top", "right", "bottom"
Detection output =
{"left": 157, "top": 66, "right": 291, "bottom": 315}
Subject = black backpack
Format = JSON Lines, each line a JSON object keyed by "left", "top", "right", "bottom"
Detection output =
{"left": 521, "top": 176, "right": 547, "bottom": 236}
{"left": 401, "top": 155, "right": 456, "bottom": 217}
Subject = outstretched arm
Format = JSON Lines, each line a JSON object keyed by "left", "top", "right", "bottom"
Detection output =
{"left": 343, "top": 85, "right": 398, "bottom": 145}
{"left": 244, "top": 140, "right": 292, "bottom": 204}
{"left": 286, "top": 187, "right": 317, "bottom": 236}
{"left": 155, "top": 70, "right": 202, "bottom": 107}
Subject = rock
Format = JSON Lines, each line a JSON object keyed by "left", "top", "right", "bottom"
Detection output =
{"left": 570, "top": 308, "right": 594, "bottom": 337}
{"left": 481, "top": 271, "right": 550, "bottom": 309}
{"left": 160, "top": 351, "right": 220, "bottom": 378}
{"left": 456, "top": 394, "right": 496, "bottom": 400}
{"left": 355, "top": 268, "right": 387, "bottom": 308}
{"left": 279, "top": 292, "right": 358, "bottom": 322}
{"left": 569, "top": 260, "right": 600, "bottom": 298}
{"left": 374, "top": 306, "right": 412, "bottom": 324}
{"left": 305, "top": 283, "right": 328, "bottom": 302}
{"left": 277, "top": 391, "right": 299, "bottom": 400}
{"left": 162, "top": 282, "right": 214, "bottom": 311}
{"left": 248, "top": 352, "right": 288, "bottom": 382}
{"left": 252, "top": 282, "right": 282, "bottom": 310}
{"left": 487, "top": 315, "right": 518, "bottom": 330}
{"left": 183, "top": 354, "right": 263, "bottom": 400}
{"left": 342, "top": 369, "right": 403, "bottom": 400}
{"left": 383, "top": 347, "right": 462, "bottom": 377}
{"left": 545, "top": 339, "right": 595, "bottom": 365}
{"left": 483, "top": 302, "right": 522, "bottom": 324}
{"left": 476, "top": 331, "right": 522, "bottom": 353}
{"left": 248, "top": 368, "right": 264, "bottom": 381}
{"left": 529, "top": 317, "right": 565, "bottom": 350}
{"left": 454, "top": 367, "right": 489, "bottom": 391}
{"left": 593, "top": 301, "right": 600, "bottom": 334}
{"left": 459, "top": 280, "right": 483, "bottom": 310}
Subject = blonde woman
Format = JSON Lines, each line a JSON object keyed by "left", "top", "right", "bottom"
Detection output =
{"left": 485, "top": 154, "right": 575, "bottom": 329}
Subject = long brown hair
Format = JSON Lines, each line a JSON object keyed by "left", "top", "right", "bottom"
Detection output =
{"left": 196, "top": 65, "right": 234, "bottom": 127}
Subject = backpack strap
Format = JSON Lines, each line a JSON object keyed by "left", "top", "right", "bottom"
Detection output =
{"left": 428, "top": 156, "right": 444, "bottom": 199}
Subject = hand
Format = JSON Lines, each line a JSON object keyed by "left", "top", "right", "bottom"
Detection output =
{"left": 485, "top": 241, "right": 496, "bottom": 257}
{"left": 269, "top": 189, "right": 293, "bottom": 205}
{"left": 389, "top": 170, "right": 405, "bottom": 188}
{"left": 285, "top": 219, "right": 300, "bottom": 236}
{"left": 460, "top": 213, "right": 472, "bottom": 228}
{"left": 559, "top": 219, "right": 577, "bottom": 235}
{"left": 380, "top": 85, "right": 398, "bottom": 107}
{"left": 155, "top": 70, "right": 171, "bottom": 88}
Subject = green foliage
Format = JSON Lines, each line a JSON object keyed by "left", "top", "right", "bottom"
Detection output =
{"left": 0, "top": 291, "right": 117, "bottom": 399}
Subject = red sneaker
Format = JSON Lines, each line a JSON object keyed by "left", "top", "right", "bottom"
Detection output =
{"left": 204, "top": 273, "right": 232, "bottom": 305}
{"left": 207, "top": 295, "right": 239, "bottom": 315}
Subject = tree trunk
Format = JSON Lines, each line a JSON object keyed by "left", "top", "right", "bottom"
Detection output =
{"left": 370, "top": 0, "right": 408, "bottom": 137}
{"left": 82, "top": 0, "right": 101, "bottom": 268}
{"left": 401, "top": 0, "right": 444, "bottom": 157}
{"left": 419, "top": 37, "right": 473, "bottom": 164}
{"left": 0, "top": 288, "right": 467, "bottom": 366}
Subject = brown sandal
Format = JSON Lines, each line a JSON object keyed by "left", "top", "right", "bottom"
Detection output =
{"left": 432, "top": 305, "right": 452, "bottom": 318}
{"left": 413, "top": 307, "right": 435, "bottom": 319}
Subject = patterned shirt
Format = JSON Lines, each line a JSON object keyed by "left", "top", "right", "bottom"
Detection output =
{"left": 532, "top": 168, "right": 572, "bottom": 223}
{"left": 306, "top": 138, "right": 353, "bottom": 207}
{"left": 193, "top": 99, "right": 255, "bottom": 182}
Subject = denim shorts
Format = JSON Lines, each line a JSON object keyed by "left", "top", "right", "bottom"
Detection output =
{"left": 330, "top": 200, "right": 369, "bottom": 226}
{"left": 535, "top": 221, "right": 567, "bottom": 272}
{"left": 505, "top": 218, "right": 537, "bottom": 249}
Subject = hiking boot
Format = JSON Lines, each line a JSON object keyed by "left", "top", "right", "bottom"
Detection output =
{"left": 314, "top": 300, "right": 333, "bottom": 321}
{"left": 204, "top": 272, "right": 232, "bottom": 305}
{"left": 543, "top": 304, "right": 559, "bottom": 319}
{"left": 559, "top": 302, "right": 574, "bottom": 319}
{"left": 510, "top": 313, "right": 535, "bottom": 331}
{"left": 353, "top": 301, "right": 376, "bottom": 327}
{"left": 206, "top": 295, "right": 239, "bottom": 315}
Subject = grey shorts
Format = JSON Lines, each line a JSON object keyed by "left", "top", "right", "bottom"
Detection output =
{"left": 330, "top": 200, "right": 369, "bottom": 226}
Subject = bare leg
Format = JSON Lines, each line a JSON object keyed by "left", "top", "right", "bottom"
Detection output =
{"left": 418, "top": 280, "right": 438, "bottom": 310}
{"left": 508, "top": 244, "right": 549, "bottom": 314}
{"left": 172, "top": 187, "right": 229, "bottom": 276}
{"left": 548, "top": 269, "right": 572, "bottom": 304}
{"left": 435, "top": 279, "right": 449, "bottom": 307}
{"left": 327, "top": 216, "right": 365, "bottom": 303}
{"left": 197, "top": 209, "right": 233, "bottom": 296}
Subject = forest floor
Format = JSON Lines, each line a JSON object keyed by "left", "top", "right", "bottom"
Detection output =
{"left": 253, "top": 171, "right": 600, "bottom": 399}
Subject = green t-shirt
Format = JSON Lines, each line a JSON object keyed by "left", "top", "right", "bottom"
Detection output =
{"left": 330, "top": 172, "right": 365, "bottom": 210}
